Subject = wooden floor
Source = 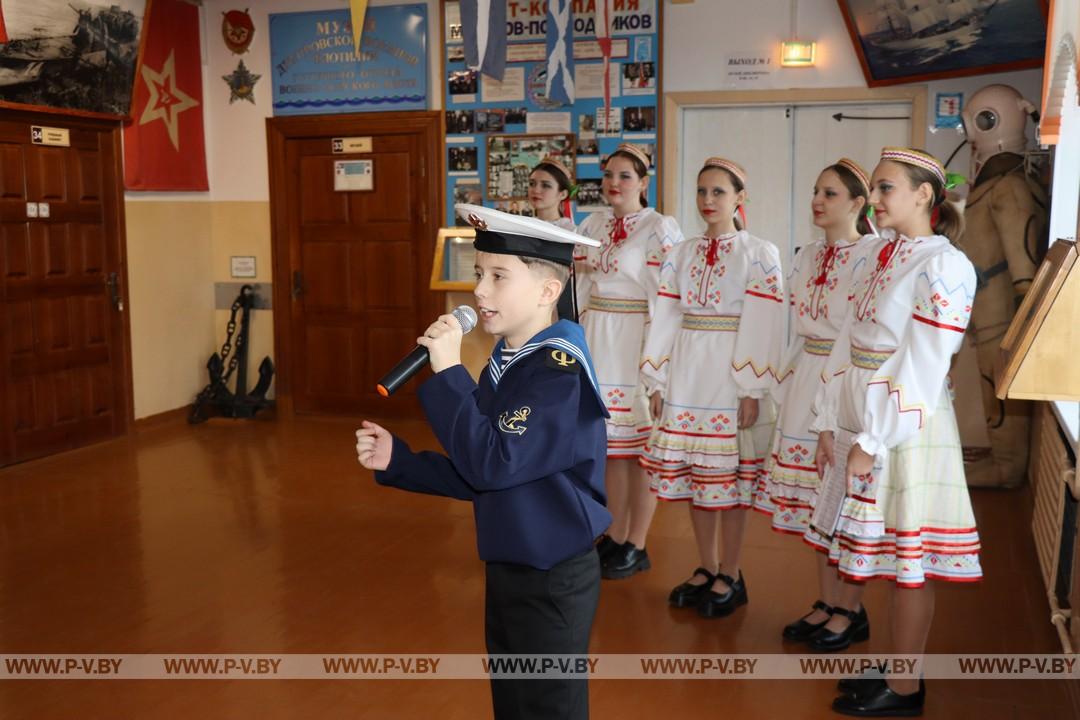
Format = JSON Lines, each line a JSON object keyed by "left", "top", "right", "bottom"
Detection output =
{"left": 0, "top": 414, "right": 1073, "bottom": 719}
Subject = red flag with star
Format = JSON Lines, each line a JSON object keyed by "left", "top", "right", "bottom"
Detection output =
{"left": 124, "top": 0, "right": 208, "bottom": 191}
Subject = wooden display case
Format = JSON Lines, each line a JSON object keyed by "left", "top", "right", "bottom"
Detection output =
{"left": 429, "top": 227, "right": 476, "bottom": 291}
{"left": 996, "top": 240, "right": 1080, "bottom": 401}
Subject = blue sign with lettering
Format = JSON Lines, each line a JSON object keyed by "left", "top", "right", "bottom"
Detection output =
{"left": 269, "top": 5, "right": 428, "bottom": 116}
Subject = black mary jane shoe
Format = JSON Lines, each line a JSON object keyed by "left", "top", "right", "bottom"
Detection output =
{"left": 595, "top": 535, "right": 619, "bottom": 562}
{"left": 782, "top": 599, "right": 834, "bottom": 642}
{"left": 808, "top": 605, "right": 869, "bottom": 652}
{"left": 668, "top": 567, "right": 717, "bottom": 608}
{"left": 696, "top": 571, "right": 747, "bottom": 618}
{"left": 832, "top": 680, "right": 925, "bottom": 717}
{"left": 601, "top": 542, "right": 651, "bottom": 580}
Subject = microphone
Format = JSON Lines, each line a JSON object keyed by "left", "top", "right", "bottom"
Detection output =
{"left": 376, "top": 305, "right": 478, "bottom": 397}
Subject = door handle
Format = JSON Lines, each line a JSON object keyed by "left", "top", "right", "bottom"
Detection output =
{"left": 292, "top": 270, "right": 305, "bottom": 299}
{"left": 105, "top": 271, "right": 124, "bottom": 311}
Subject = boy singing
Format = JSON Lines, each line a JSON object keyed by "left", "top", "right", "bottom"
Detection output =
{"left": 356, "top": 205, "right": 610, "bottom": 719}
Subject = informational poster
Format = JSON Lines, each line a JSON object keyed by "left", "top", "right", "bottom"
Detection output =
{"left": 442, "top": 0, "right": 661, "bottom": 226}
{"left": 270, "top": 5, "right": 428, "bottom": 116}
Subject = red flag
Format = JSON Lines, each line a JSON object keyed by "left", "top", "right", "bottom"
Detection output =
{"left": 124, "top": 0, "right": 208, "bottom": 191}
{"left": 0, "top": 4, "right": 9, "bottom": 44}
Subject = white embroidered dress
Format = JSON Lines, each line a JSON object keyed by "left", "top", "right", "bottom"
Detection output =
{"left": 639, "top": 231, "right": 785, "bottom": 509}
{"left": 575, "top": 208, "right": 684, "bottom": 458}
{"left": 810, "top": 230, "right": 982, "bottom": 586}
{"left": 549, "top": 216, "right": 576, "bottom": 232}
{"left": 752, "top": 235, "right": 878, "bottom": 533}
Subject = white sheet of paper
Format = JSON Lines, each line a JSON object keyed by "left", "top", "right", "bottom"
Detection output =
{"left": 481, "top": 67, "right": 525, "bottom": 103}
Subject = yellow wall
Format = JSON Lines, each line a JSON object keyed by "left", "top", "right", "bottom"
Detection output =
{"left": 126, "top": 200, "right": 278, "bottom": 420}
{"left": 211, "top": 202, "right": 276, "bottom": 398}
{"left": 125, "top": 202, "right": 216, "bottom": 419}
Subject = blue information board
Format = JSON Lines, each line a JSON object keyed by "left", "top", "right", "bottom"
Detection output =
{"left": 270, "top": 5, "right": 429, "bottom": 116}
{"left": 443, "top": 0, "right": 660, "bottom": 227}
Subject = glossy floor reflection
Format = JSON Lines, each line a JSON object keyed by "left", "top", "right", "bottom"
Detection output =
{"left": 0, "top": 415, "right": 1073, "bottom": 719}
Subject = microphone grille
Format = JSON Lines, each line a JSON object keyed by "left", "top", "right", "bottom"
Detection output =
{"left": 452, "top": 305, "right": 478, "bottom": 334}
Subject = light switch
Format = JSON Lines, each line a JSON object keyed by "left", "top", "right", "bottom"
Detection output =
{"left": 26, "top": 203, "right": 38, "bottom": 218}
{"left": 37, "top": 203, "right": 50, "bottom": 218}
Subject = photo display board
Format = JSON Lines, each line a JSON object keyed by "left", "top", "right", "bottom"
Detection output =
{"left": 442, "top": 0, "right": 660, "bottom": 226}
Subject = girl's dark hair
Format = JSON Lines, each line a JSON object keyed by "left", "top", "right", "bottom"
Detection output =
{"left": 826, "top": 163, "right": 873, "bottom": 236}
{"left": 532, "top": 162, "right": 573, "bottom": 194}
{"left": 603, "top": 149, "right": 649, "bottom": 207}
{"left": 697, "top": 164, "right": 746, "bottom": 231}
{"left": 894, "top": 149, "right": 964, "bottom": 239}
{"left": 531, "top": 162, "right": 573, "bottom": 217}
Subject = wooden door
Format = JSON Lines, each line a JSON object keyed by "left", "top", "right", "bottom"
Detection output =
{"left": 0, "top": 110, "right": 133, "bottom": 465}
{"left": 267, "top": 112, "right": 443, "bottom": 418}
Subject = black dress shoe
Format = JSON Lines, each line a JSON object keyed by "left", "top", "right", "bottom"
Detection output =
{"left": 839, "top": 678, "right": 923, "bottom": 700}
{"left": 668, "top": 567, "right": 716, "bottom": 608}
{"left": 696, "top": 571, "right": 747, "bottom": 618}
{"left": 837, "top": 666, "right": 885, "bottom": 695}
{"left": 596, "top": 535, "right": 619, "bottom": 562}
{"left": 832, "top": 680, "right": 925, "bottom": 717}
{"left": 782, "top": 599, "right": 834, "bottom": 641}
{"left": 601, "top": 542, "right": 651, "bottom": 579}
{"left": 808, "top": 605, "right": 869, "bottom": 652}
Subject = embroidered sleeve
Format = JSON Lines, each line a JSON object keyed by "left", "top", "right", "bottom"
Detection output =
{"left": 854, "top": 249, "right": 975, "bottom": 457}
{"left": 774, "top": 244, "right": 809, "bottom": 400}
{"left": 574, "top": 214, "right": 601, "bottom": 314}
{"left": 641, "top": 241, "right": 686, "bottom": 395}
{"left": 642, "top": 215, "right": 684, "bottom": 318}
{"left": 732, "top": 240, "right": 785, "bottom": 398}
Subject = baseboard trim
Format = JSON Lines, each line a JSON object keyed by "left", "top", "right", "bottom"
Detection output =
{"left": 134, "top": 406, "right": 192, "bottom": 432}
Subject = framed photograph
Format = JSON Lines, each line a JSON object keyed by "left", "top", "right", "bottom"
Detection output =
{"left": 835, "top": 0, "right": 1047, "bottom": 87}
{"left": 485, "top": 133, "right": 576, "bottom": 201}
{"left": 0, "top": 0, "right": 148, "bottom": 118}
{"left": 430, "top": 227, "right": 478, "bottom": 291}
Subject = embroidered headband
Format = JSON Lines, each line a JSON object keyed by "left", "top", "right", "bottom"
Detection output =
{"left": 701, "top": 157, "right": 747, "bottom": 186}
{"left": 534, "top": 156, "right": 573, "bottom": 184}
{"left": 834, "top": 157, "right": 871, "bottom": 195}
{"left": 880, "top": 147, "right": 946, "bottom": 187}
{"left": 611, "top": 143, "right": 651, "bottom": 170}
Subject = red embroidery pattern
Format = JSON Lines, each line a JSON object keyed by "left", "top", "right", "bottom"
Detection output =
{"left": 855, "top": 238, "right": 917, "bottom": 323}
{"left": 685, "top": 236, "right": 732, "bottom": 307}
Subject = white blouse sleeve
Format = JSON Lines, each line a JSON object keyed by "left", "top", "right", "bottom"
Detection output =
{"left": 809, "top": 312, "right": 853, "bottom": 436}
{"left": 773, "top": 245, "right": 807, "bottom": 403}
{"left": 854, "top": 248, "right": 976, "bottom": 458}
{"left": 732, "top": 240, "right": 786, "bottom": 399}
{"left": 642, "top": 215, "right": 684, "bottom": 318}
{"left": 573, "top": 215, "right": 599, "bottom": 315}
{"left": 640, "top": 244, "right": 685, "bottom": 396}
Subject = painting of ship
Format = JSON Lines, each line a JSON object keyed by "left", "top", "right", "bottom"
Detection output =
{"left": 866, "top": 0, "right": 998, "bottom": 52}
{"left": 0, "top": 1, "right": 145, "bottom": 114}
{"left": 839, "top": 0, "right": 1047, "bottom": 86}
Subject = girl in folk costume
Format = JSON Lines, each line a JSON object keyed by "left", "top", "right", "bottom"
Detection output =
{"left": 812, "top": 148, "right": 978, "bottom": 717}
{"left": 640, "top": 158, "right": 784, "bottom": 617}
{"left": 530, "top": 157, "right": 579, "bottom": 321}
{"left": 575, "top": 144, "right": 685, "bottom": 579}
{"left": 528, "top": 157, "right": 577, "bottom": 232}
{"left": 752, "top": 159, "right": 880, "bottom": 650}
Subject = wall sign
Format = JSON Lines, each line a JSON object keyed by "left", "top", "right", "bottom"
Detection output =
{"left": 31, "top": 126, "right": 71, "bottom": 147}
{"left": 442, "top": 0, "right": 661, "bottom": 226}
{"left": 230, "top": 256, "right": 257, "bottom": 278}
{"left": 334, "top": 160, "right": 374, "bottom": 192}
{"left": 270, "top": 5, "right": 428, "bottom": 116}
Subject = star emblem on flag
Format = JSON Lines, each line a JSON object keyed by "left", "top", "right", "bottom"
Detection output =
{"left": 139, "top": 49, "right": 200, "bottom": 152}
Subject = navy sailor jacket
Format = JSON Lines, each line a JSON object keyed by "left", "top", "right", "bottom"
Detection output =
{"left": 375, "top": 320, "right": 612, "bottom": 570}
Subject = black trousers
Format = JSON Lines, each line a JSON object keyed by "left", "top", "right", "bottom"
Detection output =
{"left": 484, "top": 547, "right": 601, "bottom": 720}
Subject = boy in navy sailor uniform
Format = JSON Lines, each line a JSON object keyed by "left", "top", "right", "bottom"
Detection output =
{"left": 356, "top": 204, "right": 611, "bottom": 720}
